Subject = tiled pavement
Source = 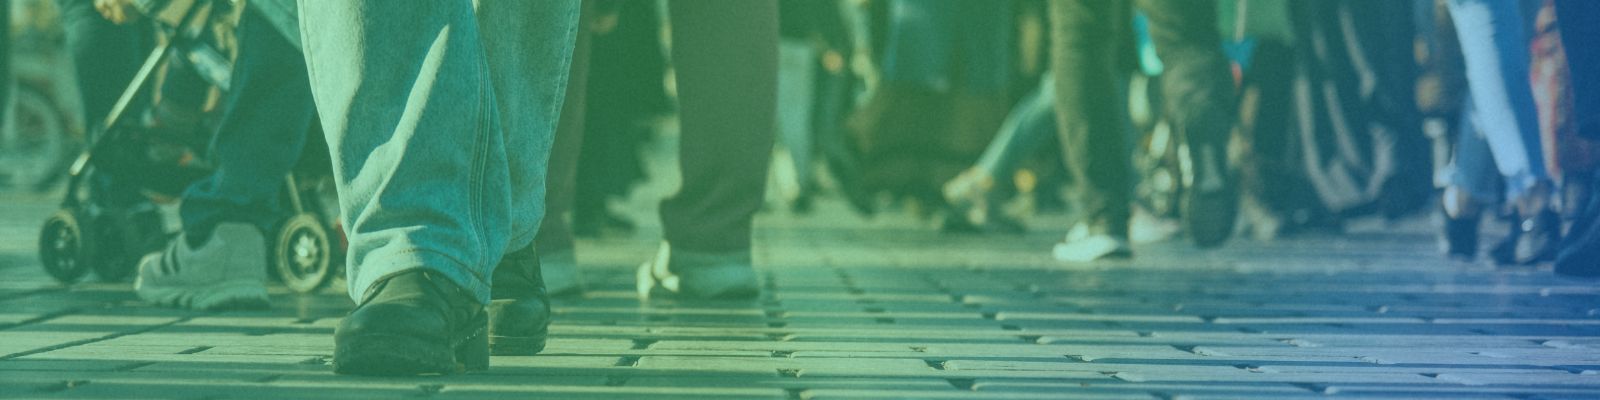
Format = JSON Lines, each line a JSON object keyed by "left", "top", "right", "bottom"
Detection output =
{"left": 5, "top": 190, "right": 1600, "bottom": 399}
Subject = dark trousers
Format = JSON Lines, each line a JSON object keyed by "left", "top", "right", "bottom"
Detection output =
{"left": 1048, "top": 0, "right": 1235, "bottom": 234}
{"left": 538, "top": 0, "right": 778, "bottom": 253}
{"left": 58, "top": 0, "right": 146, "bottom": 130}
{"left": 534, "top": 0, "right": 594, "bottom": 255}
{"left": 1556, "top": 0, "right": 1599, "bottom": 139}
{"left": 178, "top": 7, "right": 317, "bottom": 241}
{"left": 59, "top": 0, "right": 149, "bottom": 207}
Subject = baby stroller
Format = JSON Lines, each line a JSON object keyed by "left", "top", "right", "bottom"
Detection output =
{"left": 36, "top": 0, "right": 341, "bottom": 294}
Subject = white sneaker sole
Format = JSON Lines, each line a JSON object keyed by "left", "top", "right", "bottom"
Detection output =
{"left": 136, "top": 279, "right": 270, "bottom": 311}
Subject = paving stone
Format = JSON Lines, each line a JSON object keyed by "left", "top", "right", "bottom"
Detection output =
{"left": 971, "top": 380, "right": 1316, "bottom": 397}
{"left": 5, "top": 191, "right": 1600, "bottom": 397}
{"left": 623, "top": 376, "right": 953, "bottom": 392}
{"left": 803, "top": 388, "right": 1158, "bottom": 399}
{"left": 443, "top": 384, "right": 788, "bottom": 399}
{"left": 0, "top": 331, "right": 110, "bottom": 358}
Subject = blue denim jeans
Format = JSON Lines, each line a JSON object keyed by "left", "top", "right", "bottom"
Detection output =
{"left": 1447, "top": 0, "right": 1548, "bottom": 200}
{"left": 1449, "top": 91, "right": 1504, "bottom": 205}
{"left": 298, "top": 0, "right": 580, "bottom": 304}
{"left": 974, "top": 74, "right": 1056, "bottom": 181}
{"left": 179, "top": 6, "right": 315, "bottom": 243}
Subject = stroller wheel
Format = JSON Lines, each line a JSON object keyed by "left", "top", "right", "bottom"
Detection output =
{"left": 38, "top": 209, "right": 95, "bottom": 283}
{"left": 273, "top": 214, "right": 333, "bottom": 293}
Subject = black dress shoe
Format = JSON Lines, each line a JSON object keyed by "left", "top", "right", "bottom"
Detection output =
{"left": 1492, "top": 210, "right": 1561, "bottom": 266}
{"left": 1441, "top": 202, "right": 1481, "bottom": 261}
{"left": 333, "top": 270, "right": 487, "bottom": 375}
{"left": 1515, "top": 210, "right": 1561, "bottom": 264}
{"left": 487, "top": 245, "right": 550, "bottom": 356}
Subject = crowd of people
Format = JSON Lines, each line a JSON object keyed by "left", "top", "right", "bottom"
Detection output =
{"left": 37, "top": 0, "right": 1600, "bottom": 376}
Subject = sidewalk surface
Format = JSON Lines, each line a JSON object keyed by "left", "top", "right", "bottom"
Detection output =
{"left": 5, "top": 190, "right": 1600, "bottom": 399}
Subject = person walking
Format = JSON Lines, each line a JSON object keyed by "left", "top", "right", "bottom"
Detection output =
{"left": 296, "top": 0, "right": 580, "bottom": 375}
{"left": 1047, "top": 0, "right": 1240, "bottom": 261}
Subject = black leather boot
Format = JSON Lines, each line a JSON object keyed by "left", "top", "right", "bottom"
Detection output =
{"left": 487, "top": 245, "right": 550, "bottom": 356}
{"left": 333, "top": 270, "right": 488, "bottom": 375}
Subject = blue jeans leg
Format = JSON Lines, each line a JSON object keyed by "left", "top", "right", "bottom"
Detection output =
{"left": 298, "top": 0, "right": 579, "bottom": 304}
{"left": 1450, "top": 94, "right": 1503, "bottom": 205}
{"left": 1447, "top": 0, "right": 1548, "bottom": 200}
{"left": 975, "top": 74, "right": 1056, "bottom": 180}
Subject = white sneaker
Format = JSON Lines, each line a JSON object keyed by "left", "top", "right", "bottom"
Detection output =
{"left": 1052, "top": 223, "right": 1133, "bottom": 262}
{"left": 136, "top": 223, "right": 270, "bottom": 310}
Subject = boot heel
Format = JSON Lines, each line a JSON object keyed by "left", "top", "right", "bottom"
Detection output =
{"left": 457, "top": 328, "right": 490, "bottom": 372}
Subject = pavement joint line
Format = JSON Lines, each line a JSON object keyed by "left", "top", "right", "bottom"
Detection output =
{"left": 417, "top": 384, "right": 445, "bottom": 397}
{"left": 630, "top": 339, "right": 657, "bottom": 350}
{"left": 33, "top": 379, "right": 91, "bottom": 394}
{"left": 0, "top": 307, "right": 80, "bottom": 331}
{"left": 175, "top": 345, "right": 214, "bottom": 355}
{"left": 105, "top": 361, "right": 160, "bottom": 372}
{"left": 946, "top": 378, "right": 976, "bottom": 390}
{"left": 1, "top": 315, "right": 197, "bottom": 360}
{"left": 0, "top": 287, "right": 66, "bottom": 303}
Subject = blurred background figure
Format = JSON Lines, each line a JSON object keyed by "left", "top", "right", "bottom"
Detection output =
{"left": 844, "top": 0, "right": 1018, "bottom": 223}
{"left": 1044, "top": 0, "right": 1240, "bottom": 261}
{"left": 1551, "top": 0, "right": 1600, "bottom": 276}
{"left": 4, "top": 0, "right": 1599, "bottom": 300}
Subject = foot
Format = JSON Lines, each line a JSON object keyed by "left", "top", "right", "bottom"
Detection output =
{"left": 1515, "top": 210, "right": 1561, "bottom": 264}
{"left": 1053, "top": 223, "right": 1133, "bottom": 262}
{"left": 1491, "top": 210, "right": 1561, "bottom": 266}
{"left": 333, "top": 270, "right": 487, "bottom": 375}
{"left": 941, "top": 168, "right": 994, "bottom": 210}
{"left": 135, "top": 223, "right": 270, "bottom": 311}
{"left": 1182, "top": 142, "right": 1238, "bottom": 248}
{"left": 1439, "top": 189, "right": 1482, "bottom": 261}
{"left": 939, "top": 205, "right": 1026, "bottom": 235}
{"left": 1441, "top": 212, "right": 1481, "bottom": 261}
{"left": 488, "top": 245, "right": 551, "bottom": 356}
{"left": 636, "top": 242, "right": 759, "bottom": 300}
{"left": 940, "top": 169, "right": 1025, "bottom": 235}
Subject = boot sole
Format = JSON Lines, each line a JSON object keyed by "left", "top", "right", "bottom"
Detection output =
{"left": 490, "top": 333, "right": 547, "bottom": 356}
{"left": 334, "top": 330, "right": 488, "bottom": 376}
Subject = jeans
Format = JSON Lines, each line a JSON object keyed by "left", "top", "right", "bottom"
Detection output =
{"left": 974, "top": 74, "right": 1056, "bottom": 181}
{"left": 1449, "top": 92, "right": 1504, "bottom": 205}
{"left": 1555, "top": 0, "right": 1599, "bottom": 139}
{"left": 179, "top": 6, "right": 316, "bottom": 244}
{"left": 1048, "top": 0, "right": 1235, "bottom": 233}
{"left": 1447, "top": 0, "right": 1548, "bottom": 200}
{"left": 299, "top": 0, "right": 580, "bottom": 304}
